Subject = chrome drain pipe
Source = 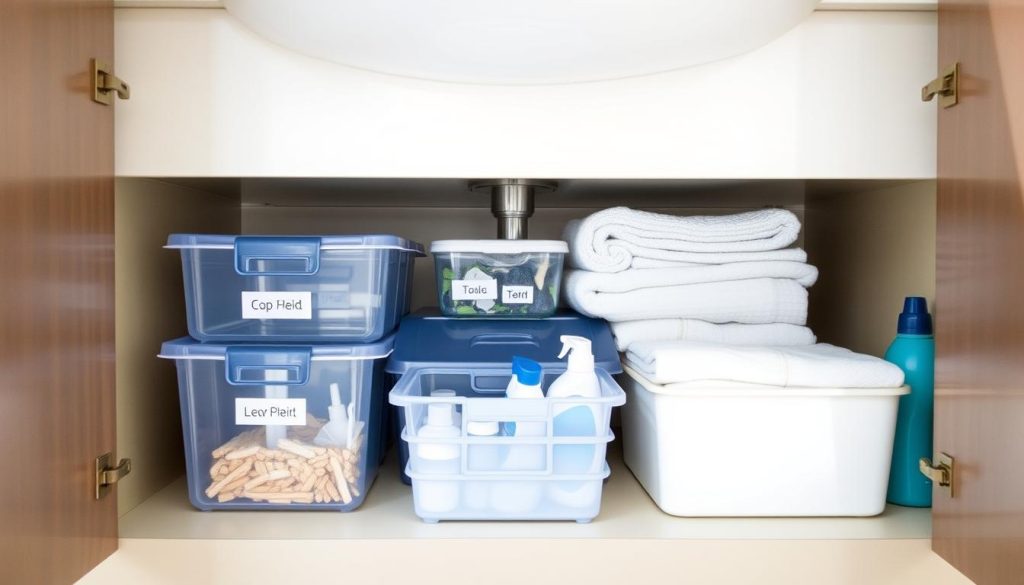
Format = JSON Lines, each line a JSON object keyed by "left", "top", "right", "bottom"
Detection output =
{"left": 470, "top": 179, "right": 558, "bottom": 240}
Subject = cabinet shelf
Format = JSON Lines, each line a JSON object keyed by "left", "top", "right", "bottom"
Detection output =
{"left": 119, "top": 443, "right": 930, "bottom": 541}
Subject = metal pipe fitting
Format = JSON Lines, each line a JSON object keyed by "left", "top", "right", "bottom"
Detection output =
{"left": 469, "top": 179, "right": 557, "bottom": 239}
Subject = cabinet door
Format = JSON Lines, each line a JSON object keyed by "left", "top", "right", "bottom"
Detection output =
{"left": 934, "top": 0, "right": 1024, "bottom": 583}
{"left": 0, "top": 1, "right": 117, "bottom": 583}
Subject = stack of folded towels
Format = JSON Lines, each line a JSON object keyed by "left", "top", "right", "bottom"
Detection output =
{"left": 563, "top": 207, "right": 904, "bottom": 388}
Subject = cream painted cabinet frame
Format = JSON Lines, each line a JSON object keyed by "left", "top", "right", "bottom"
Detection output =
{"left": 10, "top": 0, "right": 1013, "bottom": 583}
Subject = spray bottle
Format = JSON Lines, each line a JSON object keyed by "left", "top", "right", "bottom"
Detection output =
{"left": 547, "top": 336, "right": 602, "bottom": 508}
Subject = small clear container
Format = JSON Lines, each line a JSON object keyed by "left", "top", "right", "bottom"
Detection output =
{"left": 431, "top": 240, "right": 568, "bottom": 318}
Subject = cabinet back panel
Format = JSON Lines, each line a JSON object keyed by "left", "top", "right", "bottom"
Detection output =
{"left": 116, "top": 178, "right": 935, "bottom": 510}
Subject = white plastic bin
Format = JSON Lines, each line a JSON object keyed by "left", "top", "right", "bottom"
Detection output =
{"left": 390, "top": 367, "right": 626, "bottom": 523}
{"left": 432, "top": 240, "right": 567, "bottom": 318}
{"left": 619, "top": 366, "right": 909, "bottom": 517}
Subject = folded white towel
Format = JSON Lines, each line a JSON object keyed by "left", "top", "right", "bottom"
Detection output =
{"left": 610, "top": 320, "right": 816, "bottom": 352}
{"left": 564, "top": 276, "right": 809, "bottom": 324}
{"left": 565, "top": 207, "right": 802, "bottom": 273}
{"left": 566, "top": 261, "right": 818, "bottom": 293}
{"left": 625, "top": 341, "right": 905, "bottom": 388}
{"left": 631, "top": 249, "right": 807, "bottom": 269}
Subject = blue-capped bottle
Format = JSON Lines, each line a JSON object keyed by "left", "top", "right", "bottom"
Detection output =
{"left": 886, "top": 297, "right": 935, "bottom": 507}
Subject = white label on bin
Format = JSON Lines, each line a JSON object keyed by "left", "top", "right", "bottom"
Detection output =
{"left": 451, "top": 279, "right": 497, "bottom": 301}
{"left": 241, "top": 291, "right": 312, "bottom": 319}
{"left": 502, "top": 286, "right": 534, "bottom": 304}
{"left": 235, "top": 398, "right": 307, "bottom": 426}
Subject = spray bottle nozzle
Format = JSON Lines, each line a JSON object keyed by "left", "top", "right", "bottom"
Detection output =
{"left": 558, "top": 335, "right": 595, "bottom": 372}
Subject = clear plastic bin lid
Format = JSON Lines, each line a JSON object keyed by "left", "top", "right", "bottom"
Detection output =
{"left": 385, "top": 309, "right": 620, "bottom": 375}
{"left": 166, "top": 234, "right": 425, "bottom": 255}
{"left": 430, "top": 240, "right": 567, "bottom": 254}
{"left": 159, "top": 334, "right": 396, "bottom": 361}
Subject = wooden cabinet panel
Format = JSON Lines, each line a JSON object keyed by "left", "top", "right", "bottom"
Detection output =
{"left": 934, "top": 0, "right": 1024, "bottom": 583}
{"left": 0, "top": 1, "right": 117, "bottom": 583}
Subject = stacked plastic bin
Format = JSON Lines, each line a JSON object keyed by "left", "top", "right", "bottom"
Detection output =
{"left": 159, "top": 235, "right": 424, "bottom": 511}
{"left": 387, "top": 240, "right": 627, "bottom": 523}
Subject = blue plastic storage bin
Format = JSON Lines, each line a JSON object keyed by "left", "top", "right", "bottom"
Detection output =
{"left": 159, "top": 335, "right": 395, "bottom": 511}
{"left": 390, "top": 367, "right": 625, "bottom": 523}
{"left": 385, "top": 309, "right": 622, "bottom": 484}
{"left": 167, "top": 234, "right": 424, "bottom": 342}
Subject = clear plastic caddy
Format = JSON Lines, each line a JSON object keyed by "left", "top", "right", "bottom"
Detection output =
{"left": 390, "top": 367, "right": 625, "bottom": 523}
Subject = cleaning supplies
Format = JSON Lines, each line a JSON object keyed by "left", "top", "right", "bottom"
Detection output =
{"left": 499, "top": 356, "right": 545, "bottom": 471}
{"left": 548, "top": 336, "right": 601, "bottom": 404}
{"left": 493, "top": 356, "right": 545, "bottom": 513}
{"left": 465, "top": 420, "right": 499, "bottom": 510}
{"left": 314, "top": 383, "right": 350, "bottom": 447}
{"left": 547, "top": 336, "right": 603, "bottom": 506}
{"left": 415, "top": 402, "right": 461, "bottom": 513}
{"left": 886, "top": 296, "right": 936, "bottom": 508}
{"left": 504, "top": 356, "right": 545, "bottom": 400}
{"left": 431, "top": 389, "right": 462, "bottom": 428}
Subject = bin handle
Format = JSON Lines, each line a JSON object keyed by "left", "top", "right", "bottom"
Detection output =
{"left": 224, "top": 347, "right": 312, "bottom": 386}
{"left": 235, "top": 237, "right": 321, "bottom": 275}
{"left": 469, "top": 333, "right": 540, "bottom": 348}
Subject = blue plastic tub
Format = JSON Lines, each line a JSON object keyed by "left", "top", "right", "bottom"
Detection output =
{"left": 385, "top": 309, "right": 622, "bottom": 484}
{"left": 159, "top": 335, "right": 395, "bottom": 511}
{"left": 390, "top": 367, "right": 625, "bottom": 523}
{"left": 167, "top": 234, "right": 424, "bottom": 342}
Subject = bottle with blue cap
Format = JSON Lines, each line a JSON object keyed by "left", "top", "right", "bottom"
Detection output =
{"left": 886, "top": 296, "right": 936, "bottom": 507}
{"left": 492, "top": 356, "right": 546, "bottom": 514}
{"left": 500, "top": 356, "right": 546, "bottom": 468}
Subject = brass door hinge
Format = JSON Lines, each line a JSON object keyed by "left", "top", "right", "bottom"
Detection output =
{"left": 95, "top": 452, "right": 132, "bottom": 500}
{"left": 919, "top": 452, "right": 956, "bottom": 497}
{"left": 92, "top": 59, "right": 131, "bottom": 105}
{"left": 922, "top": 62, "right": 959, "bottom": 108}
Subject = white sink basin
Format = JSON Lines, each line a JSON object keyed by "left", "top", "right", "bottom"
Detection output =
{"left": 223, "top": 0, "right": 820, "bottom": 84}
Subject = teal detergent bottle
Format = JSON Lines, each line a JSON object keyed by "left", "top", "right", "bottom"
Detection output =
{"left": 886, "top": 297, "right": 935, "bottom": 507}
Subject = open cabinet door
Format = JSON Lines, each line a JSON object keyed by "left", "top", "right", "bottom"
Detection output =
{"left": 934, "top": 0, "right": 1024, "bottom": 583}
{"left": 0, "top": 1, "right": 118, "bottom": 583}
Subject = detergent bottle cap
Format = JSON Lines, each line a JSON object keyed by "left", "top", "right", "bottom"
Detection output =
{"left": 426, "top": 402, "right": 454, "bottom": 427}
{"left": 511, "top": 356, "right": 542, "bottom": 386}
{"left": 897, "top": 296, "right": 933, "bottom": 335}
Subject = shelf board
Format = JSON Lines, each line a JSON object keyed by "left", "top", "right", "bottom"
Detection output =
{"left": 119, "top": 443, "right": 931, "bottom": 541}
{"left": 115, "top": 1, "right": 938, "bottom": 11}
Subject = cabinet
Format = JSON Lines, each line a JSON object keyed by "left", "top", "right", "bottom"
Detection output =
{"left": 3, "top": 1, "right": 1022, "bottom": 584}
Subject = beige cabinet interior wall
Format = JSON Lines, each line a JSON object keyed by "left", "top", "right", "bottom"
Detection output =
{"left": 115, "top": 178, "right": 239, "bottom": 513}
{"left": 806, "top": 180, "right": 936, "bottom": 357}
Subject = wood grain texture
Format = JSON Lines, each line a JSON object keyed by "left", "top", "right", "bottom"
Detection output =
{"left": 0, "top": 1, "right": 117, "bottom": 583}
{"left": 934, "top": 0, "right": 1024, "bottom": 583}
